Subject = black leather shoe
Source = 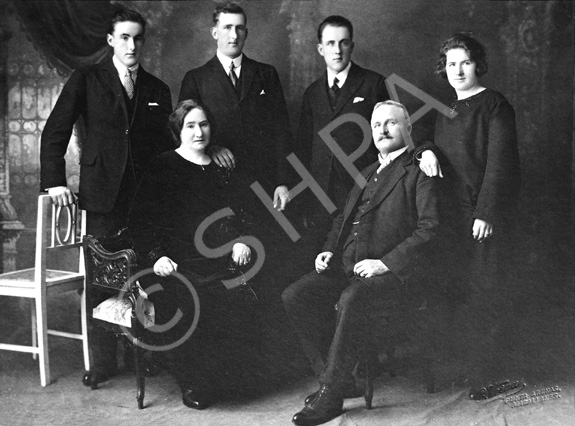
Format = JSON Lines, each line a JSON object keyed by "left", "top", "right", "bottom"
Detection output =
{"left": 293, "top": 384, "right": 343, "bottom": 426}
{"left": 304, "top": 383, "right": 362, "bottom": 405}
{"left": 82, "top": 369, "right": 117, "bottom": 389}
{"left": 182, "top": 389, "right": 212, "bottom": 410}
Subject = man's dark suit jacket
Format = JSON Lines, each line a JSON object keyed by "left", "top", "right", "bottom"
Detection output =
{"left": 41, "top": 57, "right": 173, "bottom": 213}
{"left": 322, "top": 150, "right": 439, "bottom": 285}
{"left": 178, "top": 55, "right": 292, "bottom": 192}
{"left": 296, "top": 62, "right": 389, "bottom": 209}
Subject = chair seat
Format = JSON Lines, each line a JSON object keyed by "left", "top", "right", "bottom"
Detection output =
{"left": 93, "top": 295, "right": 155, "bottom": 328}
{"left": 0, "top": 268, "right": 84, "bottom": 296}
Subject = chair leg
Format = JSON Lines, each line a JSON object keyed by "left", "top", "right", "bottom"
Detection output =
{"left": 80, "top": 289, "right": 91, "bottom": 371}
{"left": 363, "top": 347, "right": 381, "bottom": 410}
{"left": 36, "top": 296, "right": 50, "bottom": 386}
{"left": 364, "top": 355, "right": 374, "bottom": 410}
{"left": 31, "top": 301, "right": 37, "bottom": 360}
{"left": 386, "top": 347, "right": 397, "bottom": 377}
{"left": 134, "top": 338, "right": 145, "bottom": 409}
{"left": 423, "top": 357, "right": 435, "bottom": 394}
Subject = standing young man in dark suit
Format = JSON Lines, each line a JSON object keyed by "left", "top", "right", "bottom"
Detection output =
{"left": 296, "top": 16, "right": 389, "bottom": 242}
{"left": 178, "top": 2, "right": 292, "bottom": 212}
{"left": 283, "top": 101, "right": 439, "bottom": 426}
{"left": 40, "top": 8, "right": 172, "bottom": 385}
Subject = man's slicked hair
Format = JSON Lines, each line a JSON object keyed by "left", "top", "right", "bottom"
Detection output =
{"left": 108, "top": 8, "right": 146, "bottom": 35}
{"left": 317, "top": 15, "right": 353, "bottom": 43}
{"left": 213, "top": 2, "right": 247, "bottom": 25}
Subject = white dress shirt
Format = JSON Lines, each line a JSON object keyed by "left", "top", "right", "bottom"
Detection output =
{"left": 112, "top": 55, "right": 139, "bottom": 86}
{"left": 217, "top": 50, "right": 243, "bottom": 80}
{"left": 327, "top": 61, "right": 352, "bottom": 89}
{"left": 377, "top": 146, "right": 408, "bottom": 174}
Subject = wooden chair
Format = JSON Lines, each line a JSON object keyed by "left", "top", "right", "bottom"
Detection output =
{"left": 339, "top": 293, "right": 446, "bottom": 409}
{"left": 0, "top": 194, "right": 90, "bottom": 386}
{"left": 362, "top": 298, "right": 441, "bottom": 409}
{"left": 83, "top": 232, "right": 150, "bottom": 409}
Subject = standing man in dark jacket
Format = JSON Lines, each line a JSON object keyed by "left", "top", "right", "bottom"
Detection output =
{"left": 178, "top": 2, "right": 292, "bottom": 211}
{"left": 296, "top": 15, "right": 389, "bottom": 243}
{"left": 40, "top": 8, "right": 172, "bottom": 385}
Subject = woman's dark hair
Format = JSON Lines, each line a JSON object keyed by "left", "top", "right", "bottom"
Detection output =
{"left": 169, "top": 99, "right": 211, "bottom": 146}
{"left": 108, "top": 8, "right": 147, "bottom": 35}
{"left": 435, "top": 32, "right": 488, "bottom": 79}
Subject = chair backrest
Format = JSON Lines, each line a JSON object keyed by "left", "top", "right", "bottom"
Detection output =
{"left": 35, "top": 194, "right": 85, "bottom": 281}
{"left": 83, "top": 233, "right": 137, "bottom": 294}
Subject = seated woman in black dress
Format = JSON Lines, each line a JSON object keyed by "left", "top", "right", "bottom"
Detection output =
{"left": 128, "top": 99, "right": 257, "bottom": 409}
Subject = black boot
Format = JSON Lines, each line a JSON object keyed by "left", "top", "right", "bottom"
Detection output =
{"left": 292, "top": 384, "right": 343, "bottom": 426}
{"left": 304, "top": 382, "right": 362, "bottom": 404}
{"left": 182, "top": 388, "right": 213, "bottom": 410}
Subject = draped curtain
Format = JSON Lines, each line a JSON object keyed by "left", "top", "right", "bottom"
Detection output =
{"left": 13, "top": 0, "right": 120, "bottom": 75}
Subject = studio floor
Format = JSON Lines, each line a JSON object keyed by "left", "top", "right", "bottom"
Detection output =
{"left": 1, "top": 347, "right": 574, "bottom": 426}
{"left": 1, "top": 284, "right": 574, "bottom": 426}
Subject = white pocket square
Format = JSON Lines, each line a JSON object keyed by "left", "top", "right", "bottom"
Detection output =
{"left": 260, "top": 90, "right": 266, "bottom": 95}
{"left": 148, "top": 102, "right": 159, "bottom": 106}
{"left": 353, "top": 97, "right": 364, "bottom": 103}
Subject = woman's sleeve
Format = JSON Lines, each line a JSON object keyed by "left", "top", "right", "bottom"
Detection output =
{"left": 473, "top": 100, "right": 521, "bottom": 224}
{"left": 128, "top": 159, "right": 169, "bottom": 267}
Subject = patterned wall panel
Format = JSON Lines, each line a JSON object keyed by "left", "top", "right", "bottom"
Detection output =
{"left": 7, "top": 54, "right": 80, "bottom": 227}
{"left": 8, "top": 55, "right": 79, "bottom": 199}
{"left": 5, "top": 21, "right": 80, "bottom": 269}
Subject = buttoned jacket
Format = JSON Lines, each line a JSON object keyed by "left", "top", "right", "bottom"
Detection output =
{"left": 296, "top": 62, "right": 388, "bottom": 208}
{"left": 178, "top": 55, "right": 292, "bottom": 191}
{"left": 322, "top": 150, "right": 439, "bottom": 284}
{"left": 41, "top": 57, "right": 173, "bottom": 213}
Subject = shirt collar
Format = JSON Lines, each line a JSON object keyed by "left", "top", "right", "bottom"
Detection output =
{"left": 217, "top": 51, "right": 243, "bottom": 76}
{"left": 327, "top": 61, "right": 352, "bottom": 88}
{"left": 112, "top": 55, "right": 139, "bottom": 83}
{"left": 377, "top": 146, "right": 408, "bottom": 173}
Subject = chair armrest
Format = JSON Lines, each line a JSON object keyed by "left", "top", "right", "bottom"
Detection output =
{"left": 83, "top": 234, "right": 137, "bottom": 293}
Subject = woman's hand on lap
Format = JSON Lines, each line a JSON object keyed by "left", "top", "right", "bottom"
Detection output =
{"left": 153, "top": 256, "right": 178, "bottom": 277}
{"left": 232, "top": 243, "right": 251, "bottom": 266}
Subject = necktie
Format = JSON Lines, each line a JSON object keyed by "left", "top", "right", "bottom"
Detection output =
{"left": 377, "top": 155, "right": 391, "bottom": 173}
{"left": 124, "top": 69, "right": 134, "bottom": 99}
{"left": 329, "top": 77, "right": 340, "bottom": 106}
{"left": 229, "top": 61, "right": 238, "bottom": 88}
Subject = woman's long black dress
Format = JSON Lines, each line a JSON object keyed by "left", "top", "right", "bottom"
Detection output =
{"left": 128, "top": 150, "right": 258, "bottom": 393}
{"left": 433, "top": 88, "right": 520, "bottom": 296}
{"left": 433, "top": 89, "right": 521, "bottom": 381}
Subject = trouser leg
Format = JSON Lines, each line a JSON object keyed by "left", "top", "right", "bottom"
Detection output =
{"left": 320, "top": 274, "right": 402, "bottom": 387}
{"left": 85, "top": 175, "right": 134, "bottom": 374}
{"left": 282, "top": 269, "right": 349, "bottom": 376}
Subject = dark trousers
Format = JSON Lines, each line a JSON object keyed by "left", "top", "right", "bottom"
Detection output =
{"left": 86, "top": 169, "right": 136, "bottom": 373}
{"left": 282, "top": 265, "right": 402, "bottom": 387}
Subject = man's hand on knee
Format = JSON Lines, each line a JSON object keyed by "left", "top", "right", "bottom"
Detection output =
{"left": 353, "top": 259, "right": 388, "bottom": 278}
{"left": 315, "top": 251, "right": 333, "bottom": 273}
